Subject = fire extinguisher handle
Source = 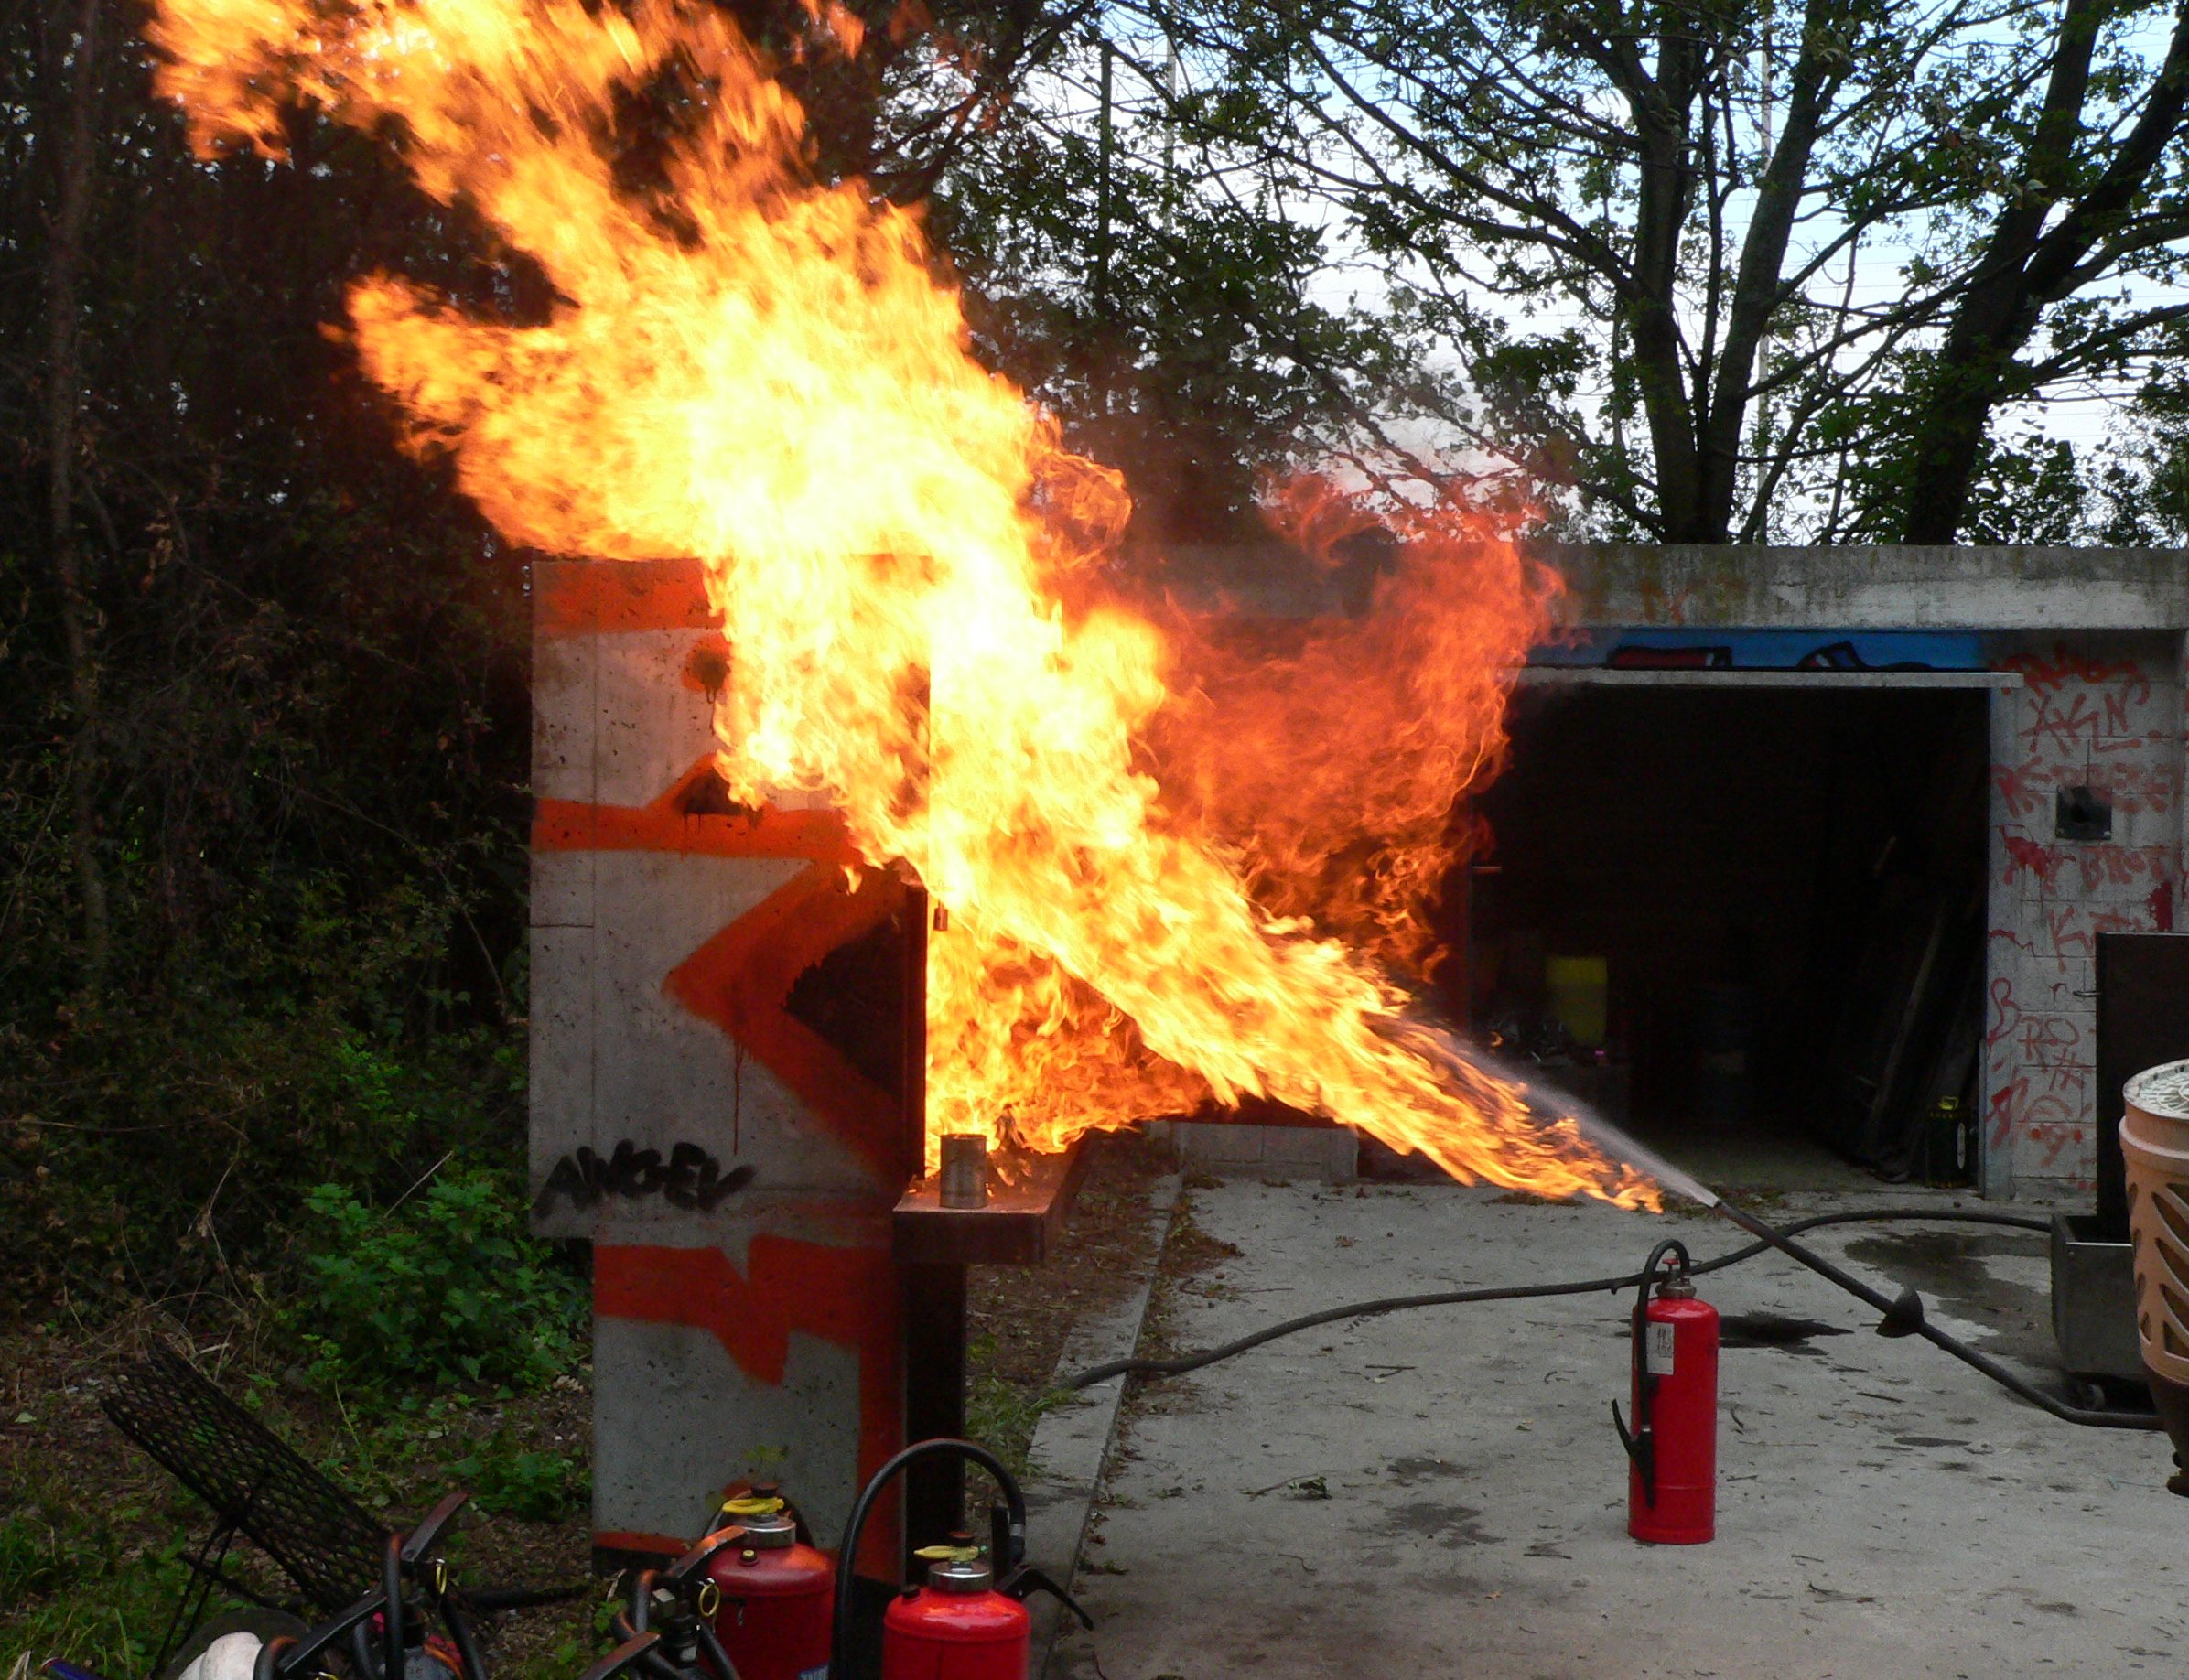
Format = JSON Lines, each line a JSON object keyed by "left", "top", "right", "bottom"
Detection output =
{"left": 401, "top": 1491, "right": 473, "bottom": 1566}
{"left": 999, "top": 1564, "right": 1094, "bottom": 1631}
{"left": 663, "top": 1525, "right": 747, "bottom": 1588}
{"left": 1610, "top": 1399, "right": 1655, "bottom": 1505}
{"left": 1611, "top": 1398, "right": 1636, "bottom": 1460}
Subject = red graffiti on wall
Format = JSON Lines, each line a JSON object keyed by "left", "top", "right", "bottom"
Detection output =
{"left": 2000, "top": 839, "right": 2175, "bottom": 897}
{"left": 2022, "top": 1121, "right": 2092, "bottom": 1173}
{"left": 1995, "top": 753, "right": 2176, "bottom": 818}
{"left": 2014, "top": 1013, "right": 2085, "bottom": 1068}
{"left": 2001, "top": 833, "right": 2064, "bottom": 888}
{"left": 2000, "top": 643, "right": 2151, "bottom": 700}
{"left": 1985, "top": 975, "right": 2022, "bottom": 1049}
{"left": 2083, "top": 754, "right": 2176, "bottom": 813}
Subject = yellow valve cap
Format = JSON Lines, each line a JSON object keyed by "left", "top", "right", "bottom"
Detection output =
{"left": 911, "top": 1545, "right": 981, "bottom": 1564}
{"left": 719, "top": 1497, "right": 786, "bottom": 1517}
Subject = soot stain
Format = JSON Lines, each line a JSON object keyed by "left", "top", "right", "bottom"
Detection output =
{"left": 1384, "top": 1502, "right": 1504, "bottom": 1548}
{"left": 1718, "top": 1311, "right": 1852, "bottom": 1354}
{"left": 1385, "top": 1455, "right": 1466, "bottom": 1487}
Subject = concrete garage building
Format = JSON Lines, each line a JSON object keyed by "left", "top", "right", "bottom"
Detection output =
{"left": 528, "top": 544, "right": 2188, "bottom": 1561}
{"left": 1489, "top": 544, "right": 2189, "bottom": 1198}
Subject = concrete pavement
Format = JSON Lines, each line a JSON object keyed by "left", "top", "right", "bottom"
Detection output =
{"left": 1050, "top": 1179, "right": 2185, "bottom": 1679}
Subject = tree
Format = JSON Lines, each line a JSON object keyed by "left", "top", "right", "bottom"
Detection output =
{"left": 931, "top": 38, "right": 1414, "bottom": 539}
{"left": 0, "top": 0, "right": 1217, "bottom": 1310}
{"left": 1892, "top": 0, "right": 2189, "bottom": 541}
{"left": 1117, "top": 0, "right": 2189, "bottom": 543}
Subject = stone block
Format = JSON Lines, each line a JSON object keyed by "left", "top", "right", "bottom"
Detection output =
{"left": 1167, "top": 1121, "right": 1356, "bottom": 1183}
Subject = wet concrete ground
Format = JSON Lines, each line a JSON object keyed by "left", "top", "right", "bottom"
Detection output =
{"left": 1050, "top": 1180, "right": 2185, "bottom": 1680}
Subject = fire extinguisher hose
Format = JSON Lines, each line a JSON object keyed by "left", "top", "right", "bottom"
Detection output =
{"left": 1065, "top": 1206, "right": 2162, "bottom": 1431}
{"left": 825, "top": 1438, "right": 1027, "bottom": 1680}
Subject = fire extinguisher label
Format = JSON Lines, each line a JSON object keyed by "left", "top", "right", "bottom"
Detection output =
{"left": 800, "top": 1668, "right": 828, "bottom": 1680}
{"left": 1645, "top": 1321, "right": 1677, "bottom": 1375}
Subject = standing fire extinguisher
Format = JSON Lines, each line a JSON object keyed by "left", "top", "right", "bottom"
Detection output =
{"left": 1612, "top": 1239, "right": 1719, "bottom": 1545}
{"left": 827, "top": 1438, "right": 1091, "bottom": 1680}
{"left": 881, "top": 1537, "right": 1029, "bottom": 1680}
{"left": 707, "top": 1488, "right": 835, "bottom": 1680}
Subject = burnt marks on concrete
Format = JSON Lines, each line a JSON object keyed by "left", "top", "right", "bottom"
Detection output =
{"left": 1384, "top": 1502, "right": 1505, "bottom": 1549}
{"left": 1719, "top": 1311, "right": 1853, "bottom": 1353}
{"left": 1384, "top": 1454, "right": 1468, "bottom": 1487}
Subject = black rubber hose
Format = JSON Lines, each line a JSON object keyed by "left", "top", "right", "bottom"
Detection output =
{"left": 382, "top": 1536, "right": 405, "bottom": 1680}
{"left": 440, "top": 1597, "right": 489, "bottom": 1680}
{"left": 825, "top": 1438, "right": 1026, "bottom": 1680}
{"left": 1067, "top": 1208, "right": 2031, "bottom": 1387}
{"left": 1066, "top": 1206, "right": 2160, "bottom": 1431}
{"left": 452, "top": 1583, "right": 591, "bottom": 1613}
{"left": 1711, "top": 1203, "right": 2157, "bottom": 1431}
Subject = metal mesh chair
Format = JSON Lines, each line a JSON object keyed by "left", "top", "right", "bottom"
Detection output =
{"left": 102, "top": 1345, "right": 392, "bottom": 1670}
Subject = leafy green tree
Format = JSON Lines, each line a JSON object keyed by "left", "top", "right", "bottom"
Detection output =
{"left": 1118, "top": 0, "right": 2189, "bottom": 543}
{"left": 933, "top": 40, "right": 1416, "bottom": 538}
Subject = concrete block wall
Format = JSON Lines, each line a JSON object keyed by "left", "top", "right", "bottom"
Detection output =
{"left": 1151, "top": 1120, "right": 1360, "bottom": 1183}
{"left": 1984, "top": 632, "right": 2187, "bottom": 1189}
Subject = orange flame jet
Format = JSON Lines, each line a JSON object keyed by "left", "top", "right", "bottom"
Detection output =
{"left": 146, "top": 0, "right": 1655, "bottom": 1208}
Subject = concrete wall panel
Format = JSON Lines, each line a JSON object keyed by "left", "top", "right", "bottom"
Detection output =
{"left": 533, "top": 558, "right": 912, "bottom": 1565}
{"left": 592, "top": 1312, "right": 867, "bottom": 1551}
{"left": 1986, "top": 632, "right": 2183, "bottom": 1188}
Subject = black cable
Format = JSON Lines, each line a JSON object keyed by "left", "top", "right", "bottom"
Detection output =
{"left": 1067, "top": 1206, "right": 2161, "bottom": 1431}
{"left": 1067, "top": 1207, "right": 2026, "bottom": 1386}
{"left": 825, "top": 1438, "right": 1027, "bottom": 1680}
{"left": 453, "top": 1582, "right": 592, "bottom": 1612}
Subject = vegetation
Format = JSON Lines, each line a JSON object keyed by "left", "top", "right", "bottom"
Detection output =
{"left": 3, "top": 0, "right": 2187, "bottom": 1664}
{"left": 289, "top": 1170, "right": 584, "bottom": 1395}
{"left": 1109, "top": 0, "right": 2189, "bottom": 541}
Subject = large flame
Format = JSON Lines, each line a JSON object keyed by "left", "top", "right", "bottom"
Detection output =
{"left": 146, "top": 0, "right": 1653, "bottom": 1207}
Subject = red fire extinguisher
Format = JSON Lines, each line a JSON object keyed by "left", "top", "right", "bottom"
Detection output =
{"left": 1612, "top": 1239, "right": 1718, "bottom": 1545}
{"left": 827, "top": 1438, "right": 1091, "bottom": 1680}
{"left": 881, "top": 1538, "right": 1029, "bottom": 1680}
{"left": 707, "top": 1488, "right": 834, "bottom": 1680}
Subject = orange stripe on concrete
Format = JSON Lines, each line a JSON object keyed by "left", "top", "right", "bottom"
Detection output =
{"left": 662, "top": 862, "right": 908, "bottom": 1186}
{"left": 532, "top": 759, "right": 864, "bottom": 862}
{"left": 596, "top": 1239, "right": 902, "bottom": 1578}
{"left": 592, "top": 1530, "right": 686, "bottom": 1558}
{"left": 536, "top": 557, "right": 716, "bottom": 638}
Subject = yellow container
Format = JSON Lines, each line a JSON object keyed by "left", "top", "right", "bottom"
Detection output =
{"left": 1546, "top": 955, "right": 1609, "bottom": 1050}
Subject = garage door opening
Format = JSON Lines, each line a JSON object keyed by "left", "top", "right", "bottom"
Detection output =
{"left": 1452, "top": 682, "right": 1991, "bottom": 1190}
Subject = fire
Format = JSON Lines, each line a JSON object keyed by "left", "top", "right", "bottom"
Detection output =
{"left": 146, "top": 0, "right": 1655, "bottom": 1207}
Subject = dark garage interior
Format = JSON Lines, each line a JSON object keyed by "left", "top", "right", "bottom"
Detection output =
{"left": 1453, "top": 683, "right": 1991, "bottom": 1185}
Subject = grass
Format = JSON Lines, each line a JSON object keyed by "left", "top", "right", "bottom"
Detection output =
{"left": 0, "top": 1472, "right": 205, "bottom": 1680}
{"left": 0, "top": 1324, "right": 596, "bottom": 1680}
{"left": 963, "top": 1339, "right": 1075, "bottom": 1481}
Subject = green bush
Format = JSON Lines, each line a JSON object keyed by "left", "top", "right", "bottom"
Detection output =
{"left": 288, "top": 1168, "right": 582, "bottom": 1392}
{"left": 454, "top": 1435, "right": 590, "bottom": 1521}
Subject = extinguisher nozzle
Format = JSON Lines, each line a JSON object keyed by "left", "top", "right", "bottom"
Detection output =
{"left": 1878, "top": 1286, "right": 1926, "bottom": 1339}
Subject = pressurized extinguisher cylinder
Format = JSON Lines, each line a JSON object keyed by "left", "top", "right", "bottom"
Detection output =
{"left": 707, "top": 1495, "right": 835, "bottom": 1680}
{"left": 1614, "top": 1242, "right": 1720, "bottom": 1545}
{"left": 880, "top": 1550, "right": 1028, "bottom": 1680}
